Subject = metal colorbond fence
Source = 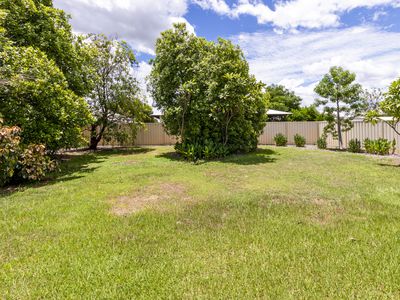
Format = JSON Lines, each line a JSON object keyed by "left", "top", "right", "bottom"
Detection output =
{"left": 98, "top": 121, "right": 399, "bottom": 153}
{"left": 320, "top": 121, "right": 400, "bottom": 152}
{"left": 258, "top": 122, "right": 320, "bottom": 145}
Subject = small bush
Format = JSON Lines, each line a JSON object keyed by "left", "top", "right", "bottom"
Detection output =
{"left": 0, "top": 123, "right": 57, "bottom": 186}
{"left": 294, "top": 134, "right": 306, "bottom": 147}
{"left": 274, "top": 133, "right": 287, "bottom": 147}
{"left": 348, "top": 139, "right": 362, "bottom": 153}
{"left": 175, "top": 140, "right": 229, "bottom": 161}
{"left": 364, "top": 138, "right": 392, "bottom": 156}
{"left": 317, "top": 134, "right": 327, "bottom": 149}
{"left": 392, "top": 139, "right": 397, "bottom": 155}
{"left": 0, "top": 125, "right": 21, "bottom": 184}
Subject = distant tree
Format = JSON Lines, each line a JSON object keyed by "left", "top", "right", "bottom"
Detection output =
{"left": 149, "top": 23, "right": 268, "bottom": 157}
{"left": 288, "top": 105, "right": 324, "bottom": 121}
{"left": 86, "top": 35, "right": 152, "bottom": 150}
{"left": 314, "top": 66, "right": 363, "bottom": 149}
{"left": 266, "top": 84, "right": 302, "bottom": 112}
{"left": 362, "top": 88, "right": 384, "bottom": 111}
{"left": 366, "top": 78, "right": 400, "bottom": 136}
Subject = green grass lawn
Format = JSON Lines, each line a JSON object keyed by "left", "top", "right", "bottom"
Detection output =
{"left": 1, "top": 146, "right": 400, "bottom": 299}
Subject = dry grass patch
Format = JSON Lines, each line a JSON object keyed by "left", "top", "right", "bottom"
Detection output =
{"left": 110, "top": 182, "right": 191, "bottom": 216}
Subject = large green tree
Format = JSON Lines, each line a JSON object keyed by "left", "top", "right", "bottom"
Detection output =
{"left": 0, "top": 44, "right": 92, "bottom": 151}
{"left": 149, "top": 23, "right": 268, "bottom": 155}
{"left": 86, "top": 35, "right": 152, "bottom": 150}
{"left": 1, "top": 0, "right": 93, "bottom": 96}
{"left": 266, "top": 84, "right": 302, "bottom": 112}
{"left": 0, "top": 3, "right": 93, "bottom": 151}
{"left": 366, "top": 78, "right": 400, "bottom": 136}
{"left": 315, "top": 66, "right": 363, "bottom": 149}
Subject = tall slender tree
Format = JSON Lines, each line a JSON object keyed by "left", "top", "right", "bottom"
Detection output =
{"left": 86, "top": 35, "right": 152, "bottom": 150}
{"left": 314, "top": 66, "right": 363, "bottom": 149}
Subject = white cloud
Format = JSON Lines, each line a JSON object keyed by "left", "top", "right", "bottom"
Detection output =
{"left": 233, "top": 26, "right": 400, "bottom": 105}
{"left": 195, "top": 0, "right": 400, "bottom": 29}
{"left": 54, "top": 0, "right": 193, "bottom": 55}
{"left": 134, "top": 62, "right": 162, "bottom": 114}
{"left": 373, "top": 10, "right": 388, "bottom": 21}
{"left": 192, "top": 0, "right": 231, "bottom": 14}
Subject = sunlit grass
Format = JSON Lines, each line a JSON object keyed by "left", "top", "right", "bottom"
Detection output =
{"left": 1, "top": 146, "right": 399, "bottom": 298}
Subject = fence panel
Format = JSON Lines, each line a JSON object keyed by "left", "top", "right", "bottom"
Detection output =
{"left": 94, "top": 121, "right": 399, "bottom": 154}
{"left": 133, "top": 123, "right": 177, "bottom": 146}
{"left": 258, "top": 122, "right": 288, "bottom": 145}
{"left": 319, "top": 121, "right": 399, "bottom": 153}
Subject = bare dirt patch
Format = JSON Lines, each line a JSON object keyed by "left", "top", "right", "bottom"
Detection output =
{"left": 110, "top": 182, "right": 191, "bottom": 216}
{"left": 308, "top": 201, "right": 345, "bottom": 226}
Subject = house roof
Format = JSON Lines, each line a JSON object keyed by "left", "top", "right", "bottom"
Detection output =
{"left": 152, "top": 109, "right": 292, "bottom": 117}
{"left": 267, "top": 109, "right": 292, "bottom": 115}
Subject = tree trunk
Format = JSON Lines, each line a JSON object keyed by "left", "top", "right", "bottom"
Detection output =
{"left": 89, "top": 124, "right": 100, "bottom": 150}
{"left": 336, "top": 99, "right": 343, "bottom": 149}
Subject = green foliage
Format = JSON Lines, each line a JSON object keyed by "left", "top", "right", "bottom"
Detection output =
{"left": 0, "top": 124, "right": 21, "bottom": 184}
{"left": 175, "top": 140, "right": 229, "bottom": 161}
{"left": 0, "top": 0, "right": 93, "bottom": 96}
{"left": 366, "top": 78, "right": 400, "bottom": 137}
{"left": 364, "top": 138, "right": 393, "bottom": 156}
{"left": 315, "top": 66, "right": 363, "bottom": 149}
{"left": 288, "top": 105, "right": 324, "bottom": 121}
{"left": 274, "top": 133, "right": 288, "bottom": 147}
{"left": 86, "top": 35, "right": 152, "bottom": 150}
{"left": 266, "top": 84, "right": 302, "bottom": 112}
{"left": 294, "top": 134, "right": 306, "bottom": 147}
{"left": 0, "top": 45, "right": 92, "bottom": 151}
{"left": 392, "top": 139, "right": 397, "bottom": 155}
{"left": 348, "top": 139, "right": 362, "bottom": 153}
{"left": 317, "top": 134, "right": 328, "bottom": 149}
{"left": 0, "top": 123, "right": 56, "bottom": 186}
{"left": 149, "top": 23, "right": 268, "bottom": 157}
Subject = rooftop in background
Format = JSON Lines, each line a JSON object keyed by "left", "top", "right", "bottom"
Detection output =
{"left": 151, "top": 109, "right": 292, "bottom": 119}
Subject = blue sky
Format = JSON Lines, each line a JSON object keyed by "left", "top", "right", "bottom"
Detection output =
{"left": 54, "top": 0, "right": 400, "bottom": 106}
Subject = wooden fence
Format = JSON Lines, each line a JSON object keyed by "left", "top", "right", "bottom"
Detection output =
{"left": 98, "top": 121, "right": 400, "bottom": 154}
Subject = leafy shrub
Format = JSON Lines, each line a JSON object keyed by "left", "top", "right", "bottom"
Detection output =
{"left": 317, "top": 134, "right": 327, "bottom": 149}
{"left": 0, "top": 124, "right": 21, "bottom": 184}
{"left": 16, "top": 145, "right": 57, "bottom": 182}
{"left": 294, "top": 134, "right": 306, "bottom": 147}
{"left": 175, "top": 140, "right": 229, "bottom": 161}
{"left": 348, "top": 139, "right": 362, "bottom": 153}
{"left": 0, "top": 123, "right": 56, "bottom": 186}
{"left": 274, "top": 133, "right": 288, "bottom": 147}
{"left": 364, "top": 138, "right": 392, "bottom": 155}
{"left": 392, "top": 139, "right": 397, "bottom": 155}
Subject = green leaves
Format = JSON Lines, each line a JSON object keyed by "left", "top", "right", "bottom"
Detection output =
{"left": 266, "top": 84, "right": 302, "bottom": 112}
{"left": 0, "top": 44, "right": 92, "bottom": 151}
{"left": 85, "top": 35, "right": 152, "bottom": 149}
{"left": 150, "top": 23, "right": 268, "bottom": 156}
{"left": 0, "top": 123, "right": 56, "bottom": 186}
{"left": 315, "top": 66, "right": 363, "bottom": 148}
{"left": 0, "top": 0, "right": 96, "bottom": 96}
{"left": 365, "top": 78, "right": 400, "bottom": 136}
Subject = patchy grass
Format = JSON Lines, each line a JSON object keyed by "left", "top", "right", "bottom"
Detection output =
{"left": 1, "top": 146, "right": 400, "bottom": 299}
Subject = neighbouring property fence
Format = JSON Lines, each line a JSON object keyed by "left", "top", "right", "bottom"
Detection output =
{"left": 98, "top": 121, "right": 400, "bottom": 154}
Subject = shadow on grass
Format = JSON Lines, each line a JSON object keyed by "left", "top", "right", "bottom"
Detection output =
{"left": 156, "top": 148, "right": 278, "bottom": 165}
{"left": 0, "top": 147, "right": 155, "bottom": 197}
{"left": 378, "top": 163, "right": 400, "bottom": 168}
